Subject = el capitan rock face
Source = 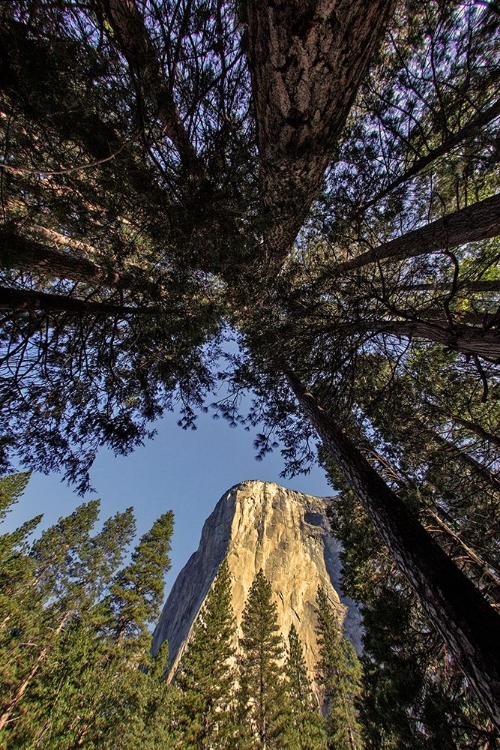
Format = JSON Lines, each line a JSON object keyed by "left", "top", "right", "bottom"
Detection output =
{"left": 152, "top": 480, "right": 361, "bottom": 679}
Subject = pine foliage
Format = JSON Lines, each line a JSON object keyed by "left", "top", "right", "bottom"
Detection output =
{"left": 0, "top": 473, "right": 175, "bottom": 748}
{"left": 316, "top": 588, "right": 364, "bottom": 750}
{"left": 285, "top": 623, "right": 328, "bottom": 750}
{"left": 174, "top": 558, "right": 237, "bottom": 748}
{"left": 238, "top": 569, "right": 290, "bottom": 748}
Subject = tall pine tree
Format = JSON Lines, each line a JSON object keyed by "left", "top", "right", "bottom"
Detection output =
{"left": 285, "top": 623, "right": 327, "bottom": 749}
{"left": 238, "top": 569, "right": 289, "bottom": 748}
{"left": 0, "top": 474, "right": 176, "bottom": 748}
{"left": 316, "top": 588, "right": 364, "bottom": 750}
{"left": 174, "top": 558, "right": 237, "bottom": 748}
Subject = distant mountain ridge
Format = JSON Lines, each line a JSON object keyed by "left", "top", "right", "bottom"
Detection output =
{"left": 152, "top": 480, "right": 362, "bottom": 680}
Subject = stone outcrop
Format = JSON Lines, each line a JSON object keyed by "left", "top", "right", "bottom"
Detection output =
{"left": 152, "top": 480, "right": 362, "bottom": 680}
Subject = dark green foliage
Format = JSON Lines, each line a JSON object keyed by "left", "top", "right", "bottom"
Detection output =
{"left": 1, "top": 0, "right": 500, "bottom": 736}
{"left": 327, "top": 486, "right": 500, "bottom": 749}
{"left": 316, "top": 588, "right": 364, "bottom": 750}
{"left": 238, "top": 569, "right": 289, "bottom": 748}
{"left": 285, "top": 623, "right": 328, "bottom": 750}
{"left": 174, "top": 558, "right": 237, "bottom": 748}
{"left": 104, "top": 509, "right": 174, "bottom": 647}
{"left": 0, "top": 473, "right": 175, "bottom": 748}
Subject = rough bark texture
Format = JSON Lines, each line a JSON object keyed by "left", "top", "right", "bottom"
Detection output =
{"left": 287, "top": 372, "right": 500, "bottom": 730}
{"left": 333, "top": 192, "right": 500, "bottom": 274}
{"left": 245, "top": 0, "right": 396, "bottom": 261}
{"left": 374, "top": 319, "right": 500, "bottom": 361}
{"left": 0, "top": 227, "right": 146, "bottom": 290}
{"left": 0, "top": 286, "right": 151, "bottom": 316}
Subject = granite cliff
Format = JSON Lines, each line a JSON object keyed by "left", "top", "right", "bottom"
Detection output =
{"left": 152, "top": 480, "right": 362, "bottom": 679}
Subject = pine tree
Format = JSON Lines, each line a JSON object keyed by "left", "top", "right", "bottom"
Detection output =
{"left": 105, "top": 510, "right": 174, "bottom": 648}
{"left": 0, "top": 475, "right": 176, "bottom": 748}
{"left": 316, "top": 588, "right": 364, "bottom": 750}
{"left": 285, "top": 623, "right": 327, "bottom": 749}
{"left": 175, "top": 558, "right": 237, "bottom": 748}
{"left": 238, "top": 569, "right": 289, "bottom": 748}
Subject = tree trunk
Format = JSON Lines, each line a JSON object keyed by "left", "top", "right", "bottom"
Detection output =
{"left": 362, "top": 318, "right": 500, "bottom": 361}
{"left": 286, "top": 372, "right": 500, "bottom": 729}
{"left": 332, "top": 192, "right": 500, "bottom": 275}
{"left": 245, "top": 0, "right": 396, "bottom": 262}
{"left": 362, "top": 99, "right": 500, "bottom": 210}
{"left": 0, "top": 226, "right": 157, "bottom": 293}
{"left": 0, "top": 286, "right": 156, "bottom": 316}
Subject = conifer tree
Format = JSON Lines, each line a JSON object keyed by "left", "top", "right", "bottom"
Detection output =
{"left": 0, "top": 472, "right": 42, "bottom": 628}
{"left": 285, "top": 624, "right": 327, "bottom": 750}
{"left": 104, "top": 510, "right": 174, "bottom": 648}
{"left": 238, "top": 569, "right": 289, "bottom": 748}
{"left": 316, "top": 588, "right": 364, "bottom": 750}
{"left": 175, "top": 558, "right": 237, "bottom": 748}
{"left": 0, "top": 475, "right": 176, "bottom": 748}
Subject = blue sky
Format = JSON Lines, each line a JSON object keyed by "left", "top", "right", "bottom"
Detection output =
{"left": 3, "top": 404, "right": 334, "bottom": 600}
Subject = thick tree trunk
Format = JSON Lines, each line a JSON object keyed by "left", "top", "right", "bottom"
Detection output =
{"left": 332, "top": 192, "right": 500, "bottom": 275}
{"left": 0, "top": 227, "right": 148, "bottom": 290}
{"left": 246, "top": 0, "right": 396, "bottom": 262}
{"left": 361, "top": 318, "right": 500, "bottom": 361}
{"left": 287, "top": 372, "right": 500, "bottom": 729}
{"left": 0, "top": 286, "right": 155, "bottom": 316}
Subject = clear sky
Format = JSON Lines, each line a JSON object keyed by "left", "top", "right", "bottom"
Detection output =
{"left": 3, "top": 403, "right": 334, "bottom": 602}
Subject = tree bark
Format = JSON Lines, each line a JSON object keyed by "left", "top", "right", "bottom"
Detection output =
{"left": 0, "top": 226, "right": 151, "bottom": 291}
{"left": 332, "top": 192, "right": 500, "bottom": 275}
{"left": 286, "top": 372, "right": 500, "bottom": 729}
{"left": 353, "top": 318, "right": 500, "bottom": 361}
{"left": 246, "top": 0, "right": 396, "bottom": 262}
{"left": 0, "top": 286, "right": 156, "bottom": 316}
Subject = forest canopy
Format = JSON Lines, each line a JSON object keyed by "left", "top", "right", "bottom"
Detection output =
{"left": 1, "top": 0, "right": 500, "bottom": 734}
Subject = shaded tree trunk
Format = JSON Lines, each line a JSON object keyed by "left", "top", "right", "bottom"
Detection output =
{"left": 287, "top": 372, "right": 500, "bottom": 730}
{"left": 362, "top": 99, "right": 500, "bottom": 210}
{"left": 0, "top": 286, "right": 157, "bottom": 316}
{"left": 0, "top": 227, "right": 151, "bottom": 291}
{"left": 246, "top": 0, "right": 396, "bottom": 262}
{"left": 360, "top": 318, "right": 500, "bottom": 361}
{"left": 332, "top": 192, "right": 500, "bottom": 275}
